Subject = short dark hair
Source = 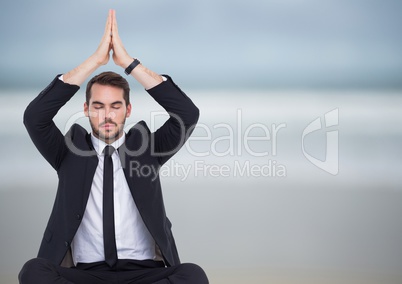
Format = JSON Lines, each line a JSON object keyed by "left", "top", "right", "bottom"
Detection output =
{"left": 86, "top": 71, "right": 130, "bottom": 105}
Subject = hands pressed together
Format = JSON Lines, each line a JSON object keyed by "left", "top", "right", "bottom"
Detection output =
{"left": 94, "top": 9, "right": 132, "bottom": 69}
{"left": 63, "top": 9, "right": 162, "bottom": 89}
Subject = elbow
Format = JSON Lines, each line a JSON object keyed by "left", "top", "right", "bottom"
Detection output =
{"left": 193, "top": 105, "right": 200, "bottom": 124}
{"left": 187, "top": 105, "right": 200, "bottom": 128}
{"left": 23, "top": 101, "right": 42, "bottom": 131}
{"left": 23, "top": 104, "right": 34, "bottom": 129}
{"left": 180, "top": 105, "right": 199, "bottom": 135}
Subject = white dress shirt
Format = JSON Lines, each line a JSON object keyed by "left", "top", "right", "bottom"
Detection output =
{"left": 71, "top": 133, "right": 163, "bottom": 265}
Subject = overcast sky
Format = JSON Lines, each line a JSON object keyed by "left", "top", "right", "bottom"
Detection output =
{"left": 1, "top": 0, "right": 402, "bottom": 89}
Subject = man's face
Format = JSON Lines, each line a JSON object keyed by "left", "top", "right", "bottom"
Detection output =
{"left": 84, "top": 83, "right": 131, "bottom": 143}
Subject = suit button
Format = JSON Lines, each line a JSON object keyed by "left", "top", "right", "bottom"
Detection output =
{"left": 76, "top": 214, "right": 81, "bottom": 220}
{"left": 65, "top": 241, "right": 70, "bottom": 247}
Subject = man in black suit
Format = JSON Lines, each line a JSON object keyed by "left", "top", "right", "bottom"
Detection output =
{"left": 18, "top": 10, "right": 208, "bottom": 284}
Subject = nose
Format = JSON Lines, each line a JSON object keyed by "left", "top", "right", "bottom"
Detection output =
{"left": 106, "top": 108, "right": 116, "bottom": 120}
{"left": 94, "top": 109, "right": 115, "bottom": 122}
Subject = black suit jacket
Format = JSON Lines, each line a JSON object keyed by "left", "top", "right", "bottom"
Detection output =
{"left": 23, "top": 74, "right": 199, "bottom": 267}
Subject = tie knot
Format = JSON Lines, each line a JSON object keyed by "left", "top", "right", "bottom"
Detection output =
{"left": 104, "top": 145, "right": 115, "bottom": 157}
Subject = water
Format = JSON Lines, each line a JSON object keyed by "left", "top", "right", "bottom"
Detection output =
{"left": 1, "top": 89, "right": 402, "bottom": 283}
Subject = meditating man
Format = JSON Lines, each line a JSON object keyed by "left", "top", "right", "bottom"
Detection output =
{"left": 19, "top": 10, "right": 208, "bottom": 284}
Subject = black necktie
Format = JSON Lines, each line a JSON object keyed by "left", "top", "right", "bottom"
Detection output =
{"left": 103, "top": 145, "right": 118, "bottom": 267}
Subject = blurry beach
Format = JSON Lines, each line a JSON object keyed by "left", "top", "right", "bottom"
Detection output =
{"left": 1, "top": 0, "right": 402, "bottom": 282}
{"left": 1, "top": 89, "right": 401, "bottom": 284}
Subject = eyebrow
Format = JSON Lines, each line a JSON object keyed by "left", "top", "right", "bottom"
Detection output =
{"left": 91, "top": 101, "right": 124, "bottom": 106}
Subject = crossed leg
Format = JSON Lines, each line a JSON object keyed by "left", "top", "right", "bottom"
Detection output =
{"left": 19, "top": 258, "right": 209, "bottom": 284}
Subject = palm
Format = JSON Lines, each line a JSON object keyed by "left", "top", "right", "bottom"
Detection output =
{"left": 111, "top": 11, "right": 131, "bottom": 68}
{"left": 93, "top": 10, "right": 113, "bottom": 66}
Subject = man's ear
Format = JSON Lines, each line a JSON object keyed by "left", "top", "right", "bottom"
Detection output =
{"left": 126, "top": 103, "right": 132, "bottom": 118}
{"left": 84, "top": 102, "right": 89, "bottom": 117}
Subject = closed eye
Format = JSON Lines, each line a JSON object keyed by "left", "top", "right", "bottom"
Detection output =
{"left": 111, "top": 103, "right": 123, "bottom": 109}
{"left": 92, "top": 104, "right": 103, "bottom": 110}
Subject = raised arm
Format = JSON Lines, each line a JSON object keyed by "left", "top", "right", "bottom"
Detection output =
{"left": 63, "top": 10, "right": 113, "bottom": 86}
{"left": 108, "top": 11, "right": 199, "bottom": 164}
{"left": 110, "top": 10, "right": 163, "bottom": 90}
{"left": 24, "top": 11, "right": 114, "bottom": 169}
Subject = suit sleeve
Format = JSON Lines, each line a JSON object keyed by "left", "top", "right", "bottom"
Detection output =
{"left": 23, "top": 75, "right": 80, "bottom": 170}
{"left": 146, "top": 75, "right": 199, "bottom": 165}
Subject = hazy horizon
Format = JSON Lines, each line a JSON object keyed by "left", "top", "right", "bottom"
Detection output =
{"left": 1, "top": 0, "right": 402, "bottom": 90}
{"left": 1, "top": 1, "right": 402, "bottom": 283}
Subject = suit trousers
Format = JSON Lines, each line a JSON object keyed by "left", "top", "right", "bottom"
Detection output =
{"left": 19, "top": 258, "right": 209, "bottom": 284}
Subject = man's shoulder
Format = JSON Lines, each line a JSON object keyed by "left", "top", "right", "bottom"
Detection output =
{"left": 124, "top": 120, "right": 151, "bottom": 150}
{"left": 65, "top": 123, "right": 93, "bottom": 152}
{"left": 67, "top": 123, "right": 89, "bottom": 136}
{"left": 126, "top": 120, "right": 151, "bottom": 137}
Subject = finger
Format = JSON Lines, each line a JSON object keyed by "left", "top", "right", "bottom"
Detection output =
{"left": 103, "top": 10, "right": 112, "bottom": 39}
{"left": 110, "top": 9, "right": 114, "bottom": 37}
{"left": 112, "top": 9, "right": 119, "bottom": 36}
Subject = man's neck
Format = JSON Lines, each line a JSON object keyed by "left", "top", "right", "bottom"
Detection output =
{"left": 91, "top": 132, "right": 126, "bottom": 154}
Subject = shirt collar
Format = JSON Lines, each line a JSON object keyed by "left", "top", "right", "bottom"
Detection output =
{"left": 91, "top": 132, "right": 126, "bottom": 155}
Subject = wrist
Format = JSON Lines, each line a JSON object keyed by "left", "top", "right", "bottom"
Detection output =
{"left": 119, "top": 56, "right": 134, "bottom": 69}
{"left": 89, "top": 54, "right": 107, "bottom": 68}
{"left": 124, "top": 58, "right": 142, "bottom": 75}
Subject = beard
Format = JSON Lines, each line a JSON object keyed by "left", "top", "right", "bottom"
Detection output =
{"left": 89, "top": 117, "right": 126, "bottom": 143}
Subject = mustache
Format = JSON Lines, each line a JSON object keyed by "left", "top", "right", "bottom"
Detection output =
{"left": 99, "top": 119, "right": 118, "bottom": 127}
